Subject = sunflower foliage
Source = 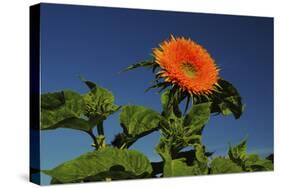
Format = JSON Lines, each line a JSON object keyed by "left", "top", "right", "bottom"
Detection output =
{"left": 38, "top": 46, "right": 272, "bottom": 183}
{"left": 38, "top": 75, "right": 273, "bottom": 184}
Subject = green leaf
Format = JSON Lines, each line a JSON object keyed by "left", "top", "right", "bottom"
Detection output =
{"left": 155, "top": 140, "right": 204, "bottom": 177}
{"left": 213, "top": 79, "right": 243, "bottom": 119}
{"left": 174, "top": 150, "right": 213, "bottom": 166}
{"left": 41, "top": 90, "right": 90, "bottom": 131}
{"left": 157, "top": 102, "right": 211, "bottom": 153}
{"left": 210, "top": 157, "right": 243, "bottom": 174}
{"left": 120, "top": 105, "right": 163, "bottom": 137}
{"left": 228, "top": 139, "right": 248, "bottom": 166}
{"left": 248, "top": 159, "right": 273, "bottom": 171}
{"left": 160, "top": 88, "right": 186, "bottom": 119}
{"left": 266, "top": 153, "right": 274, "bottom": 163}
{"left": 43, "top": 148, "right": 152, "bottom": 183}
{"left": 123, "top": 60, "right": 154, "bottom": 72}
{"left": 50, "top": 178, "right": 62, "bottom": 184}
{"left": 245, "top": 154, "right": 273, "bottom": 171}
{"left": 83, "top": 81, "right": 119, "bottom": 125}
{"left": 194, "top": 79, "right": 244, "bottom": 119}
{"left": 41, "top": 91, "right": 65, "bottom": 110}
{"left": 163, "top": 158, "right": 196, "bottom": 177}
{"left": 183, "top": 102, "right": 212, "bottom": 136}
{"left": 228, "top": 140, "right": 273, "bottom": 172}
{"left": 46, "top": 117, "right": 93, "bottom": 132}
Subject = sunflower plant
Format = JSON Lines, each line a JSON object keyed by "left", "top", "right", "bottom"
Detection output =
{"left": 39, "top": 36, "right": 273, "bottom": 184}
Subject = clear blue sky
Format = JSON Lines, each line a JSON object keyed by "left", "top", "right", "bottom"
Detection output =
{"left": 38, "top": 3, "right": 273, "bottom": 184}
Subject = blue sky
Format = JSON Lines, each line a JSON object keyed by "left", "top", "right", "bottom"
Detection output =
{"left": 38, "top": 3, "right": 273, "bottom": 184}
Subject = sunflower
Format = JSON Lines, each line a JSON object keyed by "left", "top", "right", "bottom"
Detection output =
{"left": 153, "top": 36, "right": 219, "bottom": 95}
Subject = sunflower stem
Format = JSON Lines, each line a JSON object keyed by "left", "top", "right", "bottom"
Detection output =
{"left": 97, "top": 122, "right": 104, "bottom": 136}
{"left": 85, "top": 130, "right": 98, "bottom": 149}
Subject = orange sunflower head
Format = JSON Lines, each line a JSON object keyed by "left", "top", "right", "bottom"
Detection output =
{"left": 153, "top": 36, "right": 219, "bottom": 95}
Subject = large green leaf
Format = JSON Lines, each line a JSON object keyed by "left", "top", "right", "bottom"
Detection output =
{"left": 41, "top": 90, "right": 92, "bottom": 131}
{"left": 41, "top": 91, "right": 65, "bottom": 110}
{"left": 210, "top": 157, "right": 243, "bottom": 174}
{"left": 120, "top": 105, "right": 163, "bottom": 137}
{"left": 43, "top": 148, "right": 152, "bottom": 183}
{"left": 83, "top": 81, "right": 119, "bottom": 125}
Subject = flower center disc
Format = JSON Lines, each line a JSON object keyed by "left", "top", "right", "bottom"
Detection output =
{"left": 181, "top": 62, "right": 197, "bottom": 78}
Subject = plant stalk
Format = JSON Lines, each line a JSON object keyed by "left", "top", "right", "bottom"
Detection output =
{"left": 97, "top": 122, "right": 104, "bottom": 136}
{"left": 86, "top": 130, "right": 98, "bottom": 149}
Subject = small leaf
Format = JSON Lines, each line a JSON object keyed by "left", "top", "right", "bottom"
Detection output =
{"left": 145, "top": 82, "right": 169, "bottom": 92}
{"left": 122, "top": 60, "right": 154, "bottom": 72}
{"left": 43, "top": 148, "right": 152, "bottom": 183}
{"left": 228, "top": 139, "right": 248, "bottom": 165}
{"left": 120, "top": 105, "right": 163, "bottom": 137}
{"left": 210, "top": 157, "right": 243, "bottom": 174}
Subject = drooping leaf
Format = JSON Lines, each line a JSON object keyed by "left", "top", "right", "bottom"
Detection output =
{"left": 210, "top": 157, "right": 243, "bottom": 174}
{"left": 41, "top": 90, "right": 91, "bottom": 131}
{"left": 43, "top": 148, "right": 152, "bottom": 183}
{"left": 83, "top": 81, "right": 119, "bottom": 125}
{"left": 194, "top": 79, "right": 244, "bottom": 119}
{"left": 120, "top": 105, "right": 163, "bottom": 137}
